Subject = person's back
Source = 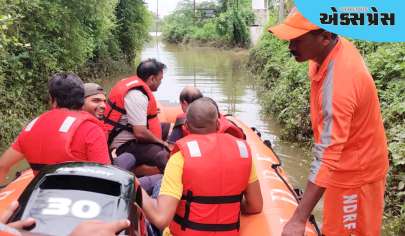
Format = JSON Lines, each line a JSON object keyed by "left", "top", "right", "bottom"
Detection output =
{"left": 140, "top": 97, "right": 262, "bottom": 236}
{"left": 169, "top": 132, "right": 251, "bottom": 235}
{"left": 0, "top": 73, "right": 110, "bottom": 181}
{"left": 14, "top": 109, "right": 109, "bottom": 170}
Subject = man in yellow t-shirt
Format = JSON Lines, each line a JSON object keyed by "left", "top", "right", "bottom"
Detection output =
{"left": 140, "top": 97, "right": 263, "bottom": 235}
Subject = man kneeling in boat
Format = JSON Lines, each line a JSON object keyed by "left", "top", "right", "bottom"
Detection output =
{"left": 0, "top": 73, "right": 110, "bottom": 183}
{"left": 168, "top": 86, "right": 246, "bottom": 149}
{"left": 140, "top": 97, "right": 263, "bottom": 235}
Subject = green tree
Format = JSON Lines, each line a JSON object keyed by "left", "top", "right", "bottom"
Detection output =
{"left": 0, "top": 0, "right": 151, "bottom": 147}
{"left": 115, "top": 0, "right": 151, "bottom": 64}
{"left": 162, "top": 0, "right": 253, "bottom": 47}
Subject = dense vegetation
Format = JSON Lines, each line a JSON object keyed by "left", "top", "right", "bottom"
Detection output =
{"left": 162, "top": 0, "right": 254, "bottom": 48}
{"left": 248, "top": 15, "right": 404, "bottom": 235}
{"left": 0, "top": 0, "right": 151, "bottom": 147}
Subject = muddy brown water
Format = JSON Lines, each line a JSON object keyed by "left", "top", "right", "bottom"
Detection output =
{"left": 2, "top": 36, "right": 323, "bottom": 225}
{"left": 105, "top": 37, "right": 324, "bottom": 220}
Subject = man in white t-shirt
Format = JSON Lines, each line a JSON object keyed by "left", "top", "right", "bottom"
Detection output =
{"left": 105, "top": 59, "right": 169, "bottom": 173}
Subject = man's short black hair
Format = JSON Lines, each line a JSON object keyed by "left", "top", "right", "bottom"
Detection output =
{"left": 136, "top": 58, "right": 167, "bottom": 81}
{"left": 48, "top": 73, "right": 84, "bottom": 110}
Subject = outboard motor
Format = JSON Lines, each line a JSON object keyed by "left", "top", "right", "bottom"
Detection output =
{"left": 8, "top": 162, "right": 146, "bottom": 236}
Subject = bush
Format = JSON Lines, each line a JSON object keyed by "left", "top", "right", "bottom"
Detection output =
{"left": 190, "top": 20, "right": 220, "bottom": 42}
{"left": 215, "top": 8, "right": 250, "bottom": 47}
{"left": 365, "top": 43, "right": 405, "bottom": 235}
{"left": 0, "top": 0, "right": 150, "bottom": 147}
{"left": 161, "top": 0, "right": 195, "bottom": 43}
{"left": 162, "top": 0, "right": 253, "bottom": 47}
{"left": 247, "top": 19, "right": 312, "bottom": 142}
{"left": 115, "top": 0, "right": 151, "bottom": 64}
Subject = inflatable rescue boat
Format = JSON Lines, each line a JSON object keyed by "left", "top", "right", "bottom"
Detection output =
{"left": 0, "top": 104, "right": 320, "bottom": 236}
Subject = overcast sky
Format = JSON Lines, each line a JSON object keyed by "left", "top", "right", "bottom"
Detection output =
{"left": 144, "top": 0, "right": 182, "bottom": 17}
{"left": 145, "top": 0, "right": 217, "bottom": 17}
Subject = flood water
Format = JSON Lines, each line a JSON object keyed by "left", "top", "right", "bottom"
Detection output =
{"left": 104, "top": 37, "right": 323, "bottom": 218}
{"left": 2, "top": 36, "right": 322, "bottom": 221}
{"left": 141, "top": 38, "right": 315, "bottom": 188}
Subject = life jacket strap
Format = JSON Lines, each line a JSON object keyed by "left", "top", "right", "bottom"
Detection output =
{"left": 147, "top": 113, "right": 158, "bottom": 120}
{"left": 176, "top": 190, "right": 242, "bottom": 232}
{"left": 104, "top": 118, "right": 133, "bottom": 146}
{"left": 180, "top": 193, "right": 242, "bottom": 204}
{"left": 174, "top": 215, "right": 240, "bottom": 232}
{"left": 107, "top": 99, "right": 126, "bottom": 115}
{"left": 104, "top": 117, "right": 133, "bottom": 133}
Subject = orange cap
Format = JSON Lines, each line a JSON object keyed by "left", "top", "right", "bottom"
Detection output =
{"left": 268, "top": 7, "right": 320, "bottom": 40}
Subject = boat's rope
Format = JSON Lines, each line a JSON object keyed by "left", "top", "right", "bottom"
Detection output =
{"left": 253, "top": 126, "right": 322, "bottom": 236}
{"left": 271, "top": 163, "right": 322, "bottom": 235}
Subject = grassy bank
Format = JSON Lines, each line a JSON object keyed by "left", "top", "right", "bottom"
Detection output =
{"left": 161, "top": 0, "right": 253, "bottom": 48}
{"left": 248, "top": 17, "right": 404, "bottom": 235}
{"left": 0, "top": 0, "right": 151, "bottom": 147}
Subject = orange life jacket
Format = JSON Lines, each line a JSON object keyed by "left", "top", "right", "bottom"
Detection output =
{"left": 169, "top": 133, "right": 252, "bottom": 236}
{"left": 18, "top": 109, "right": 101, "bottom": 172}
{"left": 103, "top": 76, "right": 161, "bottom": 144}
{"left": 218, "top": 114, "right": 245, "bottom": 139}
{"left": 172, "top": 113, "right": 245, "bottom": 141}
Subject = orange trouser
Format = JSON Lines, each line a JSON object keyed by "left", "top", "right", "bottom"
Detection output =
{"left": 322, "top": 178, "right": 386, "bottom": 236}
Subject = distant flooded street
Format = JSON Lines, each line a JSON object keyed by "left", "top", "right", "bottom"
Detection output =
{"left": 104, "top": 37, "right": 322, "bottom": 217}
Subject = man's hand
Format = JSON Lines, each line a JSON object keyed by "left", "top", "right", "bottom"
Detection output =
{"left": 281, "top": 217, "right": 306, "bottom": 236}
{"left": 0, "top": 147, "right": 25, "bottom": 184}
{"left": 0, "top": 201, "right": 36, "bottom": 229}
{"left": 281, "top": 181, "right": 325, "bottom": 236}
{"left": 69, "top": 219, "right": 130, "bottom": 236}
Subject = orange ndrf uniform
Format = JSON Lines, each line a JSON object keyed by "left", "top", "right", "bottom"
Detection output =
{"left": 169, "top": 133, "right": 252, "bottom": 236}
{"left": 308, "top": 37, "right": 388, "bottom": 235}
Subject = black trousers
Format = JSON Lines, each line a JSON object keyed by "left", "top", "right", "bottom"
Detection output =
{"left": 115, "top": 123, "right": 171, "bottom": 173}
{"left": 116, "top": 141, "right": 169, "bottom": 173}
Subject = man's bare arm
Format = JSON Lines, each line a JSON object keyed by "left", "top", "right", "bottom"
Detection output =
{"left": 281, "top": 181, "right": 325, "bottom": 236}
{"left": 140, "top": 190, "right": 179, "bottom": 230}
{"left": 293, "top": 181, "right": 324, "bottom": 222}
{"left": 0, "top": 147, "right": 25, "bottom": 184}
{"left": 241, "top": 180, "right": 263, "bottom": 214}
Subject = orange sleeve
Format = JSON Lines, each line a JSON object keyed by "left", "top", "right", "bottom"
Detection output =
{"left": 308, "top": 62, "right": 357, "bottom": 187}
